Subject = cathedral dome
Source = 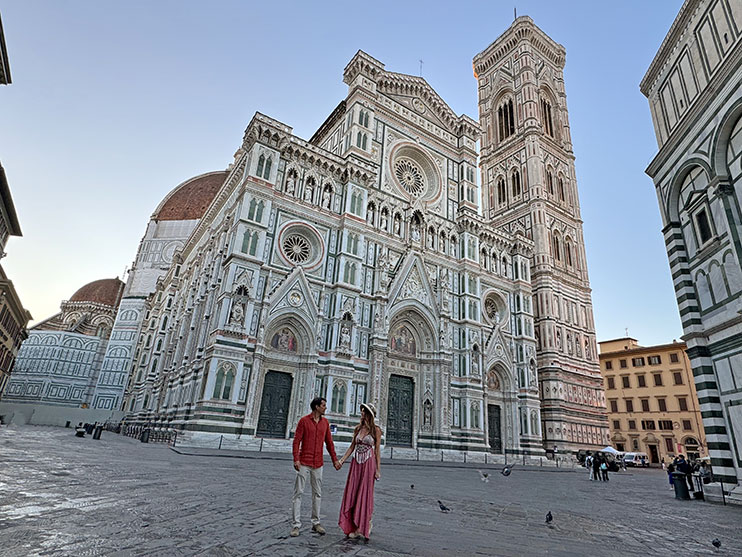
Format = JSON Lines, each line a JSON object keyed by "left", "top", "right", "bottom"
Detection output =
{"left": 69, "top": 278, "right": 125, "bottom": 307}
{"left": 153, "top": 171, "right": 228, "bottom": 221}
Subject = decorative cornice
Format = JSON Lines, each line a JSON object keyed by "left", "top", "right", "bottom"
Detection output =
{"left": 473, "top": 16, "right": 566, "bottom": 78}
{"left": 376, "top": 70, "right": 480, "bottom": 138}
{"left": 640, "top": 0, "right": 699, "bottom": 96}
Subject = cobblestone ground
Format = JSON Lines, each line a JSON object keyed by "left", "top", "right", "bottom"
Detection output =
{"left": 1, "top": 426, "right": 741, "bottom": 556}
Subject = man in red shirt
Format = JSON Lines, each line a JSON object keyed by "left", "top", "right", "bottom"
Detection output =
{"left": 290, "top": 397, "right": 341, "bottom": 537}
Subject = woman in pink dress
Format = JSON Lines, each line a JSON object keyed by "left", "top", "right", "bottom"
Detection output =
{"left": 338, "top": 402, "right": 382, "bottom": 541}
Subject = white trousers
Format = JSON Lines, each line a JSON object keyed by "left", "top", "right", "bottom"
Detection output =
{"left": 291, "top": 465, "right": 323, "bottom": 528}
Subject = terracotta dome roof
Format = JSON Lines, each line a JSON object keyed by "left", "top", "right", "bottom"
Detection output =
{"left": 69, "top": 278, "right": 125, "bottom": 307}
{"left": 154, "top": 171, "right": 227, "bottom": 221}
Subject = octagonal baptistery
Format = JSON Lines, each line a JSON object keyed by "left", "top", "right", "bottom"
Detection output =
{"left": 2, "top": 278, "right": 124, "bottom": 410}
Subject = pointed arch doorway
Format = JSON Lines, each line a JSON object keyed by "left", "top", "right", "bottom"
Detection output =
{"left": 256, "top": 371, "right": 293, "bottom": 438}
{"left": 387, "top": 374, "right": 414, "bottom": 446}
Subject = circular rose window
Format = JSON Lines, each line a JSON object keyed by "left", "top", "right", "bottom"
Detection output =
{"left": 389, "top": 144, "right": 441, "bottom": 202}
{"left": 394, "top": 159, "right": 426, "bottom": 196}
{"left": 283, "top": 234, "right": 311, "bottom": 264}
{"left": 277, "top": 223, "right": 324, "bottom": 269}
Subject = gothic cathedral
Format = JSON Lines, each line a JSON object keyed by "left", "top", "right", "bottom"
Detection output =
{"left": 119, "top": 17, "right": 609, "bottom": 458}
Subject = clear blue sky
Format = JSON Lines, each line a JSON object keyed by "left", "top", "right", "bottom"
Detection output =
{"left": 0, "top": 0, "right": 685, "bottom": 346}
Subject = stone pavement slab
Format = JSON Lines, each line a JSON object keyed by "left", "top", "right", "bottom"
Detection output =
{"left": 1, "top": 425, "right": 741, "bottom": 556}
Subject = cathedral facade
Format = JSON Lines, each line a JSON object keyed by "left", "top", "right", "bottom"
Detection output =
{"left": 123, "top": 17, "right": 607, "bottom": 457}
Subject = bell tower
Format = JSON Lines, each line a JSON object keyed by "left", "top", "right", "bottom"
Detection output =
{"left": 473, "top": 16, "right": 609, "bottom": 454}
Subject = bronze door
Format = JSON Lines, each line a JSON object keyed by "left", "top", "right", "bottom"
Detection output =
{"left": 488, "top": 404, "right": 502, "bottom": 453}
{"left": 256, "top": 371, "right": 292, "bottom": 438}
{"left": 387, "top": 375, "right": 413, "bottom": 446}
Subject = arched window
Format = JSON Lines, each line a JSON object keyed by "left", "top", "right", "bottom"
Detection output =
{"left": 362, "top": 134, "right": 368, "bottom": 150}
{"left": 249, "top": 232, "right": 259, "bottom": 256}
{"left": 541, "top": 97, "right": 554, "bottom": 137}
{"left": 332, "top": 383, "right": 346, "bottom": 413}
{"left": 553, "top": 233, "right": 561, "bottom": 261}
{"left": 497, "top": 177, "right": 506, "bottom": 205}
{"left": 558, "top": 176, "right": 565, "bottom": 202}
{"left": 363, "top": 111, "right": 369, "bottom": 127}
{"left": 156, "top": 339, "right": 162, "bottom": 351}
{"left": 256, "top": 201, "right": 264, "bottom": 222}
{"left": 212, "top": 368, "right": 225, "bottom": 399}
{"left": 358, "top": 109, "right": 365, "bottom": 125}
{"left": 356, "top": 131, "right": 363, "bottom": 148}
{"left": 256, "top": 154, "right": 265, "bottom": 177}
{"left": 471, "top": 403, "right": 480, "bottom": 429}
{"left": 222, "top": 370, "right": 234, "bottom": 400}
{"left": 241, "top": 230, "right": 251, "bottom": 253}
{"left": 150, "top": 358, "right": 158, "bottom": 375}
{"left": 498, "top": 98, "right": 515, "bottom": 141}
{"left": 511, "top": 169, "right": 521, "bottom": 197}
{"left": 546, "top": 170, "right": 554, "bottom": 195}
{"left": 488, "top": 184, "right": 495, "bottom": 210}
{"left": 263, "top": 157, "right": 272, "bottom": 179}
{"left": 350, "top": 191, "right": 362, "bottom": 215}
{"left": 160, "top": 316, "right": 168, "bottom": 331}
{"left": 248, "top": 198, "right": 257, "bottom": 220}
{"left": 565, "top": 241, "right": 573, "bottom": 267}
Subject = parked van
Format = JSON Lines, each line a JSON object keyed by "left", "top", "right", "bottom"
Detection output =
{"left": 623, "top": 452, "right": 649, "bottom": 467}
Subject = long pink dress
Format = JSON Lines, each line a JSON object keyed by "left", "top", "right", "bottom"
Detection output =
{"left": 338, "top": 432, "right": 376, "bottom": 538}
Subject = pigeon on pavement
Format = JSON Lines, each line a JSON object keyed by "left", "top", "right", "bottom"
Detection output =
{"left": 478, "top": 470, "right": 490, "bottom": 483}
{"left": 712, "top": 538, "right": 721, "bottom": 549}
{"left": 438, "top": 500, "right": 452, "bottom": 513}
{"left": 545, "top": 511, "right": 553, "bottom": 524}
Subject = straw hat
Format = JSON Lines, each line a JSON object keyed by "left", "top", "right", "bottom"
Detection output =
{"left": 360, "top": 402, "right": 376, "bottom": 419}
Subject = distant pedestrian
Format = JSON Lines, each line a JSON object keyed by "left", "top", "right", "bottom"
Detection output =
{"left": 667, "top": 462, "right": 676, "bottom": 490}
{"left": 661, "top": 460, "right": 666, "bottom": 472}
{"left": 674, "top": 455, "right": 694, "bottom": 493}
{"left": 585, "top": 453, "right": 594, "bottom": 480}
{"left": 290, "top": 397, "right": 342, "bottom": 538}
{"left": 592, "top": 454, "right": 602, "bottom": 481}
{"left": 600, "top": 461, "right": 609, "bottom": 481}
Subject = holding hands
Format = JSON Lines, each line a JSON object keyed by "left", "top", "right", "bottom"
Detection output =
{"left": 334, "top": 459, "right": 343, "bottom": 470}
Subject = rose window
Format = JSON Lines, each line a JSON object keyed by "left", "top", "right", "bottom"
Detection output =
{"left": 394, "top": 159, "right": 426, "bottom": 196}
{"left": 282, "top": 234, "right": 311, "bottom": 264}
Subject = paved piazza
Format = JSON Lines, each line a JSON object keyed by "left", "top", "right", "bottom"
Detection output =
{"left": 1, "top": 427, "right": 741, "bottom": 556}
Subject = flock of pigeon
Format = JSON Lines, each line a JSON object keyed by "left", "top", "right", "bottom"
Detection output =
{"left": 433, "top": 464, "right": 558, "bottom": 526}
{"left": 428, "top": 465, "right": 724, "bottom": 551}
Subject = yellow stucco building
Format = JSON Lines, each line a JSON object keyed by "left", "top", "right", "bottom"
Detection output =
{"left": 599, "top": 338, "right": 706, "bottom": 465}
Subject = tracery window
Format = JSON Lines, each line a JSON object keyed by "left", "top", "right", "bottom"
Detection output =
{"left": 497, "top": 177, "right": 506, "bottom": 206}
{"left": 332, "top": 383, "right": 346, "bottom": 413}
{"left": 498, "top": 98, "right": 515, "bottom": 141}
{"left": 347, "top": 233, "right": 359, "bottom": 255}
{"left": 343, "top": 262, "right": 357, "bottom": 284}
{"left": 541, "top": 98, "right": 554, "bottom": 137}
{"left": 553, "top": 233, "right": 561, "bottom": 261}
{"left": 546, "top": 169, "right": 554, "bottom": 195}
{"left": 263, "top": 157, "right": 272, "bottom": 179}
{"left": 511, "top": 169, "right": 521, "bottom": 198}
{"left": 558, "top": 176, "right": 565, "bottom": 202}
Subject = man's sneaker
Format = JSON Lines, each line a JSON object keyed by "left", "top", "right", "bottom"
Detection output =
{"left": 290, "top": 527, "right": 300, "bottom": 537}
{"left": 312, "top": 524, "right": 326, "bottom": 535}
